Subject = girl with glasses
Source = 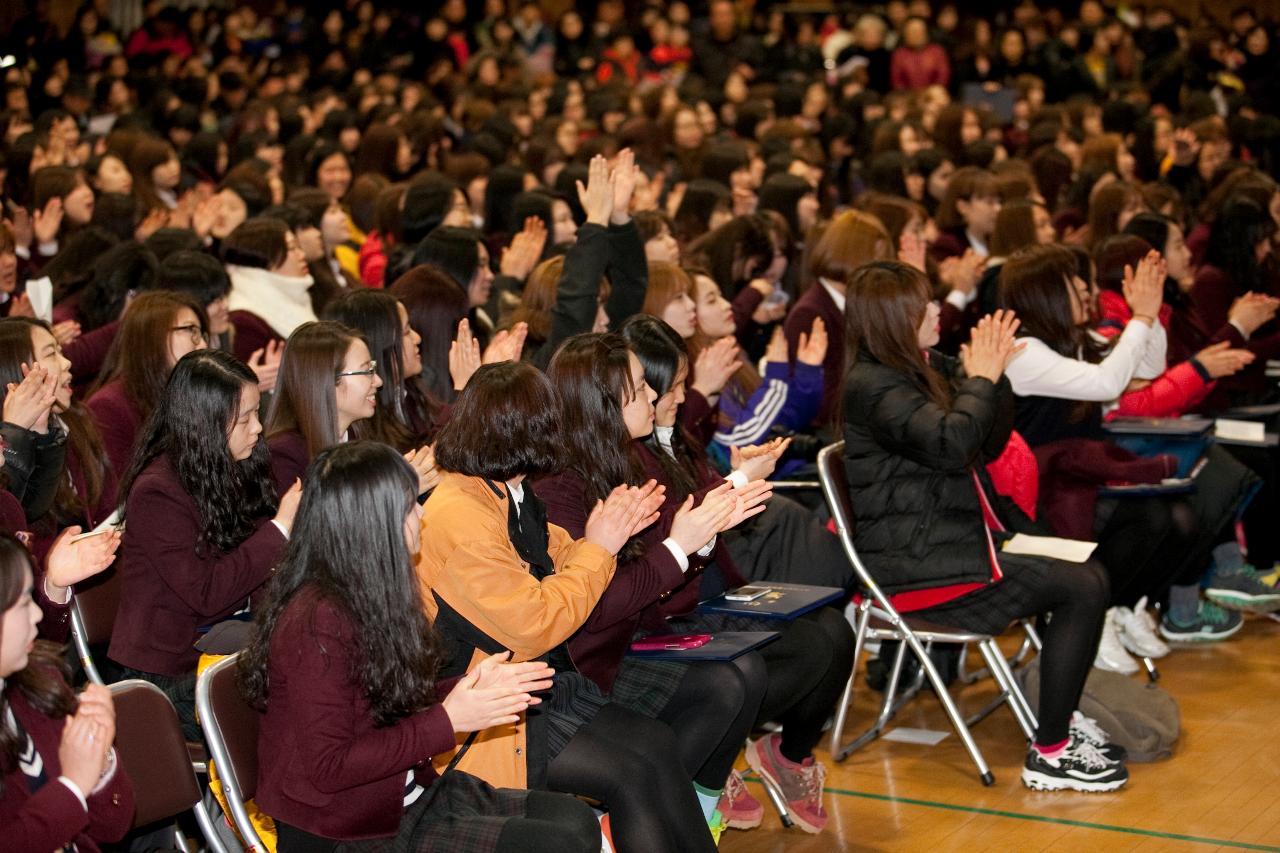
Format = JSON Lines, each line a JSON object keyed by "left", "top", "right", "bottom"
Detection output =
{"left": 86, "top": 290, "right": 209, "bottom": 501}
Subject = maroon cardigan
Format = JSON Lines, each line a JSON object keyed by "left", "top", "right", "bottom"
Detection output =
{"left": 256, "top": 589, "right": 461, "bottom": 841}
{"left": 85, "top": 379, "right": 143, "bottom": 494}
{"left": 1, "top": 678, "right": 135, "bottom": 853}
{"left": 229, "top": 310, "right": 282, "bottom": 364}
{"left": 783, "top": 283, "right": 845, "bottom": 427}
{"left": 534, "top": 465, "right": 690, "bottom": 692}
{"left": 108, "top": 456, "right": 286, "bottom": 676}
{"left": 267, "top": 430, "right": 310, "bottom": 496}
{"left": 1190, "top": 264, "right": 1280, "bottom": 406}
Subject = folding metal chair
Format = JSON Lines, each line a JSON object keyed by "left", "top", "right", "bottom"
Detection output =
{"left": 68, "top": 568, "right": 121, "bottom": 687}
{"left": 197, "top": 653, "right": 267, "bottom": 853}
{"left": 110, "top": 679, "right": 228, "bottom": 853}
{"left": 816, "top": 442, "right": 1038, "bottom": 786}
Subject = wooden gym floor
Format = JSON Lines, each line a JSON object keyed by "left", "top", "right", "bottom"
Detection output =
{"left": 722, "top": 614, "right": 1280, "bottom": 852}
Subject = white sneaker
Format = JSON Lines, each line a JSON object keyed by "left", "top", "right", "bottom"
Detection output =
{"left": 1093, "top": 608, "right": 1140, "bottom": 675}
{"left": 1115, "top": 596, "right": 1171, "bottom": 659}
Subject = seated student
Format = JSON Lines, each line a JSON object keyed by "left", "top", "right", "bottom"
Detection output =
{"left": 418, "top": 361, "right": 720, "bottom": 853}
{"left": 1, "top": 531, "right": 134, "bottom": 853}
{"left": 839, "top": 259, "right": 1125, "bottom": 792}
{"left": 108, "top": 349, "right": 301, "bottom": 738}
{"left": 618, "top": 316, "right": 856, "bottom": 831}
{"left": 223, "top": 217, "right": 318, "bottom": 363}
{"left": 1000, "top": 245, "right": 1260, "bottom": 650}
{"left": 537, "top": 331, "right": 771, "bottom": 836}
{"left": 389, "top": 265, "right": 472, "bottom": 406}
{"left": 930, "top": 166, "right": 1001, "bottom": 262}
{"left": 239, "top": 441, "right": 601, "bottom": 853}
{"left": 0, "top": 318, "right": 115, "bottom": 552}
{"left": 86, "top": 291, "right": 210, "bottom": 495}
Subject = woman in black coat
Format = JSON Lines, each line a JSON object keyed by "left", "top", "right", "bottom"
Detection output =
{"left": 840, "top": 260, "right": 1123, "bottom": 794}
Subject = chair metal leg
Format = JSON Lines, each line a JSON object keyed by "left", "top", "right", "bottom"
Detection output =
{"left": 192, "top": 799, "right": 232, "bottom": 853}
{"left": 978, "top": 640, "right": 1037, "bottom": 741}
{"left": 1141, "top": 655, "right": 1160, "bottom": 682}
{"left": 757, "top": 773, "right": 794, "bottom": 828}
{"left": 829, "top": 599, "right": 870, "bottom": 761}
{"left": 903, "top": 633, "right": 995, "bottom": 786}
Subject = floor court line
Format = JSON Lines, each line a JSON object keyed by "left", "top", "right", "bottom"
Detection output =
{"left": 742, "top": 776, "right": 1280, "bottom": 851}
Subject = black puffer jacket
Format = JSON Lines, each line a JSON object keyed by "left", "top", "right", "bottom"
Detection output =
{"left": 841, "top": 351, "right": 1027, "bottom": 594}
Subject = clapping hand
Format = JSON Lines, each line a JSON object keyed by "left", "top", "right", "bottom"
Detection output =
{"left": 444, "top": 652, "right": 555, "bottom": 733}
{"left": 483, "top": 322, "right": 528, "bottom": 365}
{"left": 248, "top": 340, "right": 284, "bottom": 393}
{"left": 691, "top": 337, "right": 742, "bottom": 398}
{"left": 4, "top": 362, "right": 58, "bottom": 431}
{"left": 449, "top": 319, "right": 483, "bottom": 391}
{"left": 960, "top": 310, "right": 1023, "bottom": 382}
{"left": 584, "top": 480, "right": 666, "bottom": 554}
{"left": 44, "top": 525, "right": 122, "bottom": 602}
{"left": 731, "top": 436, "right": 791, "bottom": 483}
{"left": 1122, "top": 250, "right": 1165, "bottom": 321}
{"left": 500, "top": 217, "right": 547, "bottom": 281}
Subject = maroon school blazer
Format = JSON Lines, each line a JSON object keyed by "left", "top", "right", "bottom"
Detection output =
{"left": 256, "top": 589, "right": 461, "bottom": 841}
{"left": 84, "top": 379, "right": 143, "bottom": 494}
{"left": 267, "top": 430, "right": 309, "bottom": 496}
{"left": 783, "top": 282, "right": 845, "bottom": 428}
{"left": 228, "top": 310, "right": 282, "bottom": 364}
{"left": 108, "top": 456, "right": 286, "bottom": 677}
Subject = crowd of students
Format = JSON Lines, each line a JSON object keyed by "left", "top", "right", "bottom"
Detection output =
{"left": 3, "top": 0, "right": 1280, "bottom": 850}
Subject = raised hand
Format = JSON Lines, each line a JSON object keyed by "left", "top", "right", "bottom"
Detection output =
{"left": 192, "top": 193, "right": 224, "bottom": 239}
{"left": 3, "top": 362, "right": 58, "bottom": 430}
{"left": 1122, "top": 250, "right": 1165, "bottom": 321}
{"left": 939, "top": 249, "right": 986, "bottom": 296}
{"left": 584, "top": 481, "right": 666, "bottom": 554}
{"left": 449, "top": 319, "right": 482, "bottom": 391}
{"left": 610, "top": 148, "right": 640, "bottom": 225}
{"left": 730, "top": 436, "right": 791, "bottom": 482}
{"left": 576, "top": 154, "right": 614, "bottom": 226}
{"left": 1227, "top": 292, "right": 1280, "bottom": 336}
{"left": 274, "top": 479, "right": 303, "bottom": 533}
{"left": 58, "top": 703, "right": 113, "bottom": 795}
{"left": 482, "top": 322, "right": 528, "bottom": 365}
{"left": 248, "top": 339, "right": 284, "bottom": 393}
{"left": 52, "top": 319, "right": 81, "bottom": 346}
{"left": 133, "top": 207, "right": 169, "bottom": 242}
{"left": 1193, "top": 341, "right": 1255, "bottom": 379}
{"left": 960, "top": 310, "right": 1023, "bottom": 382}
{"left": 8, "top": 208, "right": 33, "bottom": 251}
{"left": 691, "top": 337, "right": 742, "bottom": 398}
{"left": 404, "top": 445, "right": 441, "bottom": 494}
{"left": 898, "top": 230, "right": 926, "bottom": 273}
{"left": 32, "top": 198, "right": 63, "bottom": 246}
{"left": 668, "top": 485, "right": 736, "bottom": 554}
{"left": 797, "top": 316, "right": 828, "bottom": 366}
{"left": 764, "top": 326, "right": 788, "bottom": 364}
{"left": 500, "top": 217, "right": 548, "bottom": 281}
{"left": 720, "top": 479, "right": 773, "bottom": 531}
{"left": 443, "top": 652, "right": 551, "bottom": 733}
{"left": 44, "top": 525, "right": 122, "bottom": 599}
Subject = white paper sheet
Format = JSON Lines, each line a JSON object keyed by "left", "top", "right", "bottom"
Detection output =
{"left": 1001, "top": 533, "right": 1097, "bottom": 563}
{"left": 883, "top": 728, "right": 950, "bottom": 746}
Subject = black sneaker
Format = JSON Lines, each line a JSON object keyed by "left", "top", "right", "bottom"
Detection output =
{"left": 1021, "top": 741, "right": 1129, "bottom": 792}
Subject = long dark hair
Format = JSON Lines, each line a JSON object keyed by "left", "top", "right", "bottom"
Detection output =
{"left": 121, "top": 350, "right": 277, "bottom": 554}
{"left": 618, "top": 316, "right": 701, "bottom": 500}
{"left": 322, "top": 290, "right": 417, "bottom": 450}
{"left": 0, "top": 318, "right": 109, "bottom": 520}
{"left": 999, "top": 244, "right": 1101, "bottom": 360}
{"left": 239, "top": 441, "right": 442, "bottom": 727}
{"left": 0, "top": 533, "right": 77, "bottom": 793}
{"left": 389, "top": 265, "right": 468, "bottom": 407}
{"left": 546, "top": 332, "right": 646, "bottom": 508}
{"left": 844, "top": 260, "right": 952, "bottom": 410}
{"left": 266, "top": 321, "right": 361, "bottom": 461}
{"left": 1205, "top": 197, "right": 1277, "bottom": 294}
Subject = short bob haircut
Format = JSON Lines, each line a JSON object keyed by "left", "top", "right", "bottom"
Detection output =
{"left": 640, "top": 261, "right": 694, "bottom": 320}
{"left": 222, "top": 217, "right": 291, "bottom": 270}
{"left": 412, "top": 225, "right": 484, "bottom": 292}
{"left": 935, "top": 166, "right": 999, "bottom": 232}
{"left": 808, "top": 209, "right": 893, "bottom": 285}
{"left": 433, "top": 361, "right": 561, "bottom": 481}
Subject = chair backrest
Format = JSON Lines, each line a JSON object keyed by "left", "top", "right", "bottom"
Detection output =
{"left": 197, "top": 652, "right": 264, "bottom": 849}
{"left": 74, "top": 566, "right": 121, "bottom": 647}
{"left": 110, "top": 679, "right": 201, "bottom": 828}
{"left": 816, "top": 441, "right": 897, "bottom": 614}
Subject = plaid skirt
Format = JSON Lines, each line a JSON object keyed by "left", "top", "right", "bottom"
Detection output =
{"left": 610, "top": 655, "right": 687, "bottom": 720}
{"left": 334, "top": 771, "right": 528, "bottom": 853}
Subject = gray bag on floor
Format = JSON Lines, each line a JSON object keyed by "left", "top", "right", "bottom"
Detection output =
{"left": 1016, "top": 658, "right": 1180, "bottom": 762}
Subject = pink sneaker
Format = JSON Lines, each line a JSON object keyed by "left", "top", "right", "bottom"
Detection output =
{"left": 716, "top": 769, "right": 763, "bottom": 830}
{"left": 744, "top": 734, "right": 828, "bottom": 834}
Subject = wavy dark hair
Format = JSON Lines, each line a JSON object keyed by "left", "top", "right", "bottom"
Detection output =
{"left": 120, "top": 350, "right": 277, "bottom": 555}
{"left": 0, "top": 318, "right": 109, "bottom": 521}
{"left": 434, "top": 362, "right": 561, "bottom": 481}
{"left": 546, "top": 332, "right": 646, "bottom": 509}
{"left": 322, "top": 290, "right": 418, "bottom": 451}
{"left": 239, "top": 441, "right": 441, "bottom": 726}
{"left": 618, "top": 315, "right": 701, "bottom": 500}
{"left": 0, "top": 533, "right": 77, "bottom": 794}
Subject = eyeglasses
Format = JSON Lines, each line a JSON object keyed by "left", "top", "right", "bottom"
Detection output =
{"left": 336, "top": 359, "right": 378, "bottom": 380}
{"left": 171, "top": 324, "right": 207, "bottom": 345}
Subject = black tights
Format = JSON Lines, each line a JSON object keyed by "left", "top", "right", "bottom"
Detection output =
{"left": 655, "top": 656, "right": 766, "bottom": 789}
{"left": 494, "top": 791, "right": 600, "bottom": 853}
{"left": 755, "top": 607, "right": 857, "bottom": 763}
{"left": 546, "top": 704, "right": 717, "bottom": 853}
{"left": 914, "top": 555, "right": 1109, "bottom": 746}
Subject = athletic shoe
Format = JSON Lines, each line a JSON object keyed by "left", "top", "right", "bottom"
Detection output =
{"left": 1114, "top": 596, "right": 1171, "bottom": 659}
{"left": 1159, "top": 600, "right": 1244, "bottom": 643}
{"left": 744, "top": 733, "right": 828, "bottom": 834}
{"left": 1021, "top": 740, "right": 1129, "bottom": 792}
{"left": 1257, "top": 564, "right": 1280, "bottom": 587}
{"left": 707, "top": 809, "right": 726, "bottom": 845}
{"left": 1070, "top": 710, "right": 1127, "bottom": 763}
{"left": 1204, "top": 564, "right": 1280, "bottom": 613}
{"left": 1093, "top": 609, "right": 1140, "bottom": 675}
{"left": 717, "top": 769, "right": 763, "bottom": 830}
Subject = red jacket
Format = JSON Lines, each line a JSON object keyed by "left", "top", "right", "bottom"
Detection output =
{"left": 890, "top": 44, "right": 950, "bottom": 90}
{"left": 1, "top": 677, "right": 135, "bottom": 853}
{"left": 256, "top": 588, "right": 461, "bottom": 840}
{"left": 1096, "top": 290, "right": 1214, "bottom": 416}
{"left": 109, "top": 456, "right": 286, "bottom": 676}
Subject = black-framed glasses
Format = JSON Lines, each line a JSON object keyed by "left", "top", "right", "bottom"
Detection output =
{"left": 170, "top": 323, "right": 207, "bottom": 344}
{"left": 336, "top": 359, "right": 378, "bottom": 380}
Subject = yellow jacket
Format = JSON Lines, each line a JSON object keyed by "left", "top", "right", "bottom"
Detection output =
{"left": 416, "top": 472, "right": 616, "bottom": 788}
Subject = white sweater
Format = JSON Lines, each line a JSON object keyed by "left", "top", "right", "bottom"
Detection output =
{"left": 1003, "top": 319, "right": 1167, "bottom": 403}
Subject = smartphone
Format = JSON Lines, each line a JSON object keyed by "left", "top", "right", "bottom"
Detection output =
{"left": 724, "top": 585, "right": 773, "bottom": 602}
{"left": 630, "top": 634, "right": 713, "bottom": 652}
